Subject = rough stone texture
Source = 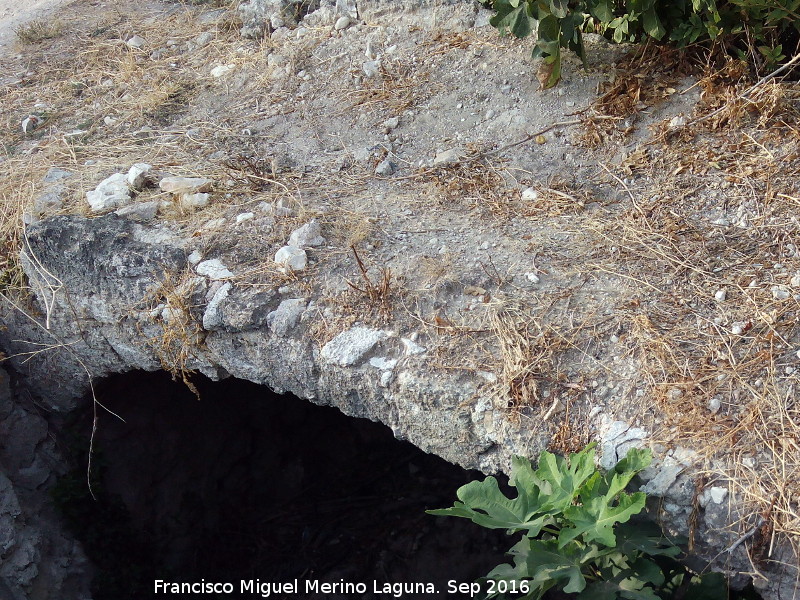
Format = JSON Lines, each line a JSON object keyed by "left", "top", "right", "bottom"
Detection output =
{"left": 266, "top": 298, "right": 307, "bottom": 336}
{"left": 238, "top": 0, "right": 272, "bottom": 38}
{"left": 202, "top": 282, "right": 232, "bottom": 330}
{"left": 274, "top": 245, "right": 307, "bottom": 271}
{"left": 85, "top": 172, "right": 132, "bottom": 212}
{"left": 42, "top": 167, "right": 74, "bottom": 183}
{"left": 5, "top": 215, "right": 185, "bottom": 406}
{"left": 0, "top": 366, "right": 92, "bottom": 600}
{"left": 238, "top": 0, "right": 321, "bottom": 38}
{"left": 433, "top": 148, "right": 461, "bottom": 166}
{"left": 213, "top": 287, "right": 277, "bottom": 332}
{"left": 1, "top": 210, "right": 799, "bottom": 599}
{"left": 33, "top": 186, "right": 64, "bottom": 216}
{"left": 320, "top": 326, "right": 391, "bottom": 366}
{"left": 158, "top": 176, "right": 213, "bottom": 194}
{"left": 115, "top": 200, "right": 159, "bottom": 221}
{"left": 179, "top": 192, "right": 210, "bottom": 209}
{"left": 195, "top": 258, "right": 234, "bottom": 280}
{"left": 288, "top": 219, "right": 326, "bottom": 247}
{"left": 126, "top": 162, "right": 151, "bottom": 190}
{"left": 210, "top": 64, "right": 235, "bottom": 78}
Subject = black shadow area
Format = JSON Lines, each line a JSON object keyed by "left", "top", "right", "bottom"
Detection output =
{"left": 53, "top": 371, "right": 511, "bottom": 600}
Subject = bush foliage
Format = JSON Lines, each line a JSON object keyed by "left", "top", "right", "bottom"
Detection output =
{"left": 486, "top": 0, "right": 800, "bottom": 86}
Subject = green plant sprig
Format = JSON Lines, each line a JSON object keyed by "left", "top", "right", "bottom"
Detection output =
{"left": 428, "top": 443, "right": 727, "bottom": 599}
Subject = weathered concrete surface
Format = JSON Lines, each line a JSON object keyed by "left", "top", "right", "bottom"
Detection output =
{"left": 3, "top": 214, "right": 504, "bottom": 468}
{"left": 0, "top": 213, "right": 797, "bottom": 600}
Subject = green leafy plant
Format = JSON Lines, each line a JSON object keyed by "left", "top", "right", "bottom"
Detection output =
{"left": 428, "top": 444, "right": 725, "bottom": 599}
{"left": 485, "top": 0, "right": 800, "bottom": 87}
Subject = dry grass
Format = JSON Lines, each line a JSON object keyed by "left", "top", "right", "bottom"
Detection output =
{"left": 136, "top": 269, "right": 204, "bottom": 397}
{"left": 485, "top": 297, "right": 574, "bottom": 416}
{"left": 576, "top": 82, "right": 800, "bottom": 565}
{"left": 421, "top": 29, "right": 520, "bottom": 56}
{"left": 223, "top": 154, "right": 298, "bottom": 191}
{"left": 346, "top": 57, "right": 436, "bottom": 115}
{"left": 573, "top": 44, "right": 697, "bottom": 146}
{"left": 520, "top": 179, "right": 593, "bottom": 217}
{"left": 333, "top": 244, "right": 401, "bottom": 325}
{"left": 407, "top": 281, "right": 604, "bottom": 453}
{"left": 423, "top": 155, "right": 520, "bottom": 218}
{"left": 0, "top": 1, "right": 273, "bottom": 248}
{"left": 345, "top": 245, "right": 393, "bottom": 310}
{"left": 15, "top": 19, "right": 62, "bottom": 44}
{"left": 337, "top": 213, "right": 375, "bottom": 248}
{"left": 420, "top": 155, "right": 595, "bottom": 220}
{"left": 441, "top": 53, "right": 800, "bottom": 560}
{"left": 0, "top": 174, "right": 30, "bottom": 296}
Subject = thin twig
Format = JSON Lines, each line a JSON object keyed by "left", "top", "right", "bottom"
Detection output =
{"left": 598, "top": 161, "right": 647, "bottom": 220}
{"left": 380, "top": 118, "right": 594, "bottom": 182}
{"left": 726, "top": 517, "right": 764, "bottom": 554}
{"left": 477, "top": 119, "right": 584, "bottom": 158}
{"left": 1, "top": 292, "right": 125, "bottom": 500}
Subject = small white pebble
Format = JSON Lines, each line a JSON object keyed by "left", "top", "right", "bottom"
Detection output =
{"left": 274, "top": 245, "right": 307, "bottom": 272}
{"left": 772, "top": 286, "right": 791, "bottom": 300}
{"left": 210, "top": 64, "right": 235, "bottom": 78}
{"left": 667, "top": 388, "right": 683, "bottom": 401}
{"left": 708, "top": 397, "right": 721, "bottom": 413}
{"left": 334, "top": 15, "right": 351, "bottom": 30}
{"left": 669, "top": 115, "right": 687, "bottom": 128}
{"left": 525, "top": 272, "right": 540, "bottom": 284}
{"left": 714, "top": 289, "right": 726, "bottom": 302}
